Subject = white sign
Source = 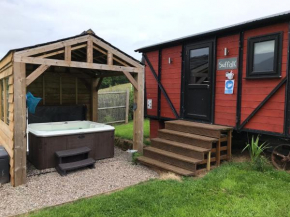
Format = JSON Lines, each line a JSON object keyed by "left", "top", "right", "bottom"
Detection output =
{"left": 224, "top": 80, "right": 234, "bottom": 94}
{"left": 147, "top": 99, "right": 152, "bottom": 109}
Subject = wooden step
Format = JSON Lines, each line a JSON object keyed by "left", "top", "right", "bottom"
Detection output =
{"left": 57, "top": 158, "right": 95, "bottom": 176}
{"left": 55, "top": 147, "right": 91, "bottom": 158}
{"left": 158, "top": 129, "right": 217, "bottom": 149}
{"left": 138, "top": 156, "right": 194, "bottom": 176}
{"left": 165, "top": 120, "right": 232, "bottom": 138}
{"left": 144, "top": 146, "right": 201, "bottom": 172}
{"left": 151, "top": 138, "right": 210, "bottom": 160}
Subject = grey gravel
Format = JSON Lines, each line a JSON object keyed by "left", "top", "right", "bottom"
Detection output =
{"left": 0, "top": 147, "right": 158, "bottom": 217}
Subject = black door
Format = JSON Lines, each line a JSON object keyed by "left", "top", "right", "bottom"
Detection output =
{"left": 183, "top": 41, "right": 214, "bottom": 123}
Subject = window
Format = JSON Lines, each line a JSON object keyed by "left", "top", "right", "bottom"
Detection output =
{"left": 246, "top": 32, "right": 282, "bottom": 78}
{"left": 0, "top": 78, "right": 10, "bottom": 124}
{"left": 0, "top": 80, "right": 3, "bottom": 121}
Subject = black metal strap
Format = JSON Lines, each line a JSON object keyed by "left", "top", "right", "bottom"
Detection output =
{"left": 143, "top": 53, "right": 179, "bottom": 118}
{"left": 239, "top": 77, "right": 287, "bottom": 130}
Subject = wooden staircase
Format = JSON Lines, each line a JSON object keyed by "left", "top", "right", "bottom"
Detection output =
{"left": 138, "top": 120, "right": 233, "bottom": 176}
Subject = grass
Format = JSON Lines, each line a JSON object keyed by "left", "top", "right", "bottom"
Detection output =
{"left": 29, "top": 162, "right": 290, "bottom": 217}
{"left": 114, "top": 119, "right": 150, "bottom": 145}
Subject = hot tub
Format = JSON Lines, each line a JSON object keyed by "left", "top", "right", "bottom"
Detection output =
{"left": 28, "top": 121, "right": 115, "bottom": 170}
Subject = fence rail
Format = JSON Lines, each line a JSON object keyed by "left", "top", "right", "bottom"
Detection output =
{"left": 98, "top": 89, "right": 130, "bottom": 124}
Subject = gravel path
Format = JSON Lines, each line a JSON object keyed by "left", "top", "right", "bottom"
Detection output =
{"left": 0, "top": 148, "right": 158, "bottom": 217}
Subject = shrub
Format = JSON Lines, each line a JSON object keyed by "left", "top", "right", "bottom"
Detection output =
{"left": 242, "top": 135, "right": 271, "bottom": 171}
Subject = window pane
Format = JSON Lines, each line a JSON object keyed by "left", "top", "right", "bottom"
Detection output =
{"left": 189, "top": 47, "right": 209, "bottom": 84}
{"left": 253, "top": 40, "right": 275, "bottom": 72}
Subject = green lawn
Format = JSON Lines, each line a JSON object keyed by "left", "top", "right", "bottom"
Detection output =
{"left": 29, "top": 163, "right": 290, "bottom": 217}
{"left": 114, "top": 119, "right": 150, "bottom": 144}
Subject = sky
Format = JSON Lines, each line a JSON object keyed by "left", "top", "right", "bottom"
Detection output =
{"left": 0, "top": 0, "right": 289, "bottom": 60}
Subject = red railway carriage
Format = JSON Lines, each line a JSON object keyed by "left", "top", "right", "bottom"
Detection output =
{"left": 136, "top": 11, "right": 290, "bottom": 141}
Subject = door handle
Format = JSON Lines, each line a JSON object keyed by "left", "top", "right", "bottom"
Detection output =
{"left": 78, "top": 135, "right": 85, "bottom": 139}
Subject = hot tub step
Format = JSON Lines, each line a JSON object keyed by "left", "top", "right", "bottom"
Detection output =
{"left": 57, "top": 158, "right": 95, "bottom": 176}
{"left": 55, "top": 147, "right": 91, "bottom": 158}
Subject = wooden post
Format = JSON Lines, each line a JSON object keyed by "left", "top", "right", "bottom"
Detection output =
{"left": 227, "top": 130, "right": 232, "bottom": 160}
{"left": 216, "top": 140, "right": 221, "bottom": 166}
{"left": 125, "top": 88, "right": 130, "bottom": 124}
{"left": 13, "top": 62, "right": 27, "bottom": 186}
{"left": 107, "top": 52, "right": 113, "bottom": 65}
{"left": 65, "top": 46, "right": 71, "bottom": 62}
{"left": 133, "top": 69, "right": 144, "bottom": 153}
{"left": 207, "top": 151, "right": 211, "bottom": 171}
{"left": 87, "top": 40, "right": 93, "bottom": 63}
{"left": 91, "top": 78, "right": 102, "bottom": 122}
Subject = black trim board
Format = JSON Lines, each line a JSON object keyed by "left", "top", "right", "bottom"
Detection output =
{"left": 143, "top": 53, "right": 179, "bottom": 119}
{"left": 284, "top": 21, "right": 290, "bottom": 136}
{"left": 236, "top": 31, "right": 244, "bottom": 129}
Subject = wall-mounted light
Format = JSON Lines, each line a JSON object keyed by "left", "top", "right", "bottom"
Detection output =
{"left": 224, "top": 48, "right": 229, "bottom": 56}
{"left": 168, "top": 57, "right": 172, "bottom": 64}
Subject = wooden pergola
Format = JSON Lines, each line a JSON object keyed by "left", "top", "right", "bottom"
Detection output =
{"left": 0, "top": 30, "right": 144, "bottom": 186}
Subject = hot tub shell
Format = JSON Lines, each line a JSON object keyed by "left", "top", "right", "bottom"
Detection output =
{"left": 28, "top": 121, "right": 115, "bottom": 170}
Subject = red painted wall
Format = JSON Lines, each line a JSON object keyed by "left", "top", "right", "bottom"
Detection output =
{"left": 145, "top": 22, "right": 289, "bottom": 137}
{"left": 160, "top": 45, "right": 182, "bottom": 118}
{"left": 241, "top": 23, "right": 289, "bottom": 133}
{"left": 150, "top": 120, "right": 165, "bottom": 139}
{"left": 145, "top": 51, "right": 159, "bottom": 117}
{"left": 215, "top": 34, "right": 240, "bottom": 127}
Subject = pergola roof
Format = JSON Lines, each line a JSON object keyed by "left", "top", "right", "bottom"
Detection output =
{"left": 1, "top": 29, "right": 142, "bottom": 66}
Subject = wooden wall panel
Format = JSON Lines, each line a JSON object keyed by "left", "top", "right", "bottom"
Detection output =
{"left": 214, "top": 34, "right": 240, "bottom": 127}
{"left": 27, "top": 68, "right": 91, "bottom": 120}
{"left": 145, "top": 51, "right": 159, "bottom": 117}
{"left": 150, "top": 119, "right": 164, "bottom": 139}
{"left": 0, "top": 63, "right": 14, "bottom": 185}
{"left": 241, "top": 22, "right": 289, "bottom": 133}
{"left": 160, "top": 45, "right": 182, "bottom": 118}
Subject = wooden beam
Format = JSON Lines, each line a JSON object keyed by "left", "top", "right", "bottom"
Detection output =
{"left": 26, "top": 65, "right": 50, "bottom": 86}
{"left": 0, "top": 52, "right": 13, "bottom": 71}
{"left": 37, "top": 44, "right": 87, "bottom": 58}
{"left": 91, "top": 36, "right": 142, "bottom": 69}
{"left": 14, "top": 56, "right": 143, "bottom": 73}
{"left": 93, "top": 45, "right": 130, "bottom": 66}
{"left": 91, "top": 78, "right": 101, "bottom": 122}
{"left": 65, "top": 46, "right": 71, "bottom": 62}
{"left": 133, "top": 71, "right": 144, "bottom": 153}
{"left": 87, "top": 40, "right": 93, "bottom": 63}
{"left": 13, "top": 62, "right": 27, "bottom": 187}
{"left": 107, "top": 52, "right": 113, "bottom": 65}
{"left": 125, "top": 88, "right": 130, "bottom": 124}
{"left": 123, "top": 71, "right": 138, "bottom": 90}
{"left": 14, "top": 35, "right": 90, "bottom": 57}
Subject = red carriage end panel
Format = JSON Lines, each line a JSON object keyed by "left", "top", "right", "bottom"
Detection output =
{"left": 145, "top": 51, "right": 159, "bottom": 117}
{"left": 215, "top": 34, "right": 240, "bottom": 127}
{"left": 160, "top": 45, "right": 182, "bottom": 118}
{"left": 241, "top": 23, "right": 289, "bottom": 133}
{"left": 150, "top": 119, "right": 165, "bottom": 139}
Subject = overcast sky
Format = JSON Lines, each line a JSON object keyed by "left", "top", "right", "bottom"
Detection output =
{"left": 0, "top": 0, "right": 289, "bottom": 60}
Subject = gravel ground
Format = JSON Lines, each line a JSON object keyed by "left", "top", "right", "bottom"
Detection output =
{"left": 0, "top": 148, "right": 158, "bottom": 217}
